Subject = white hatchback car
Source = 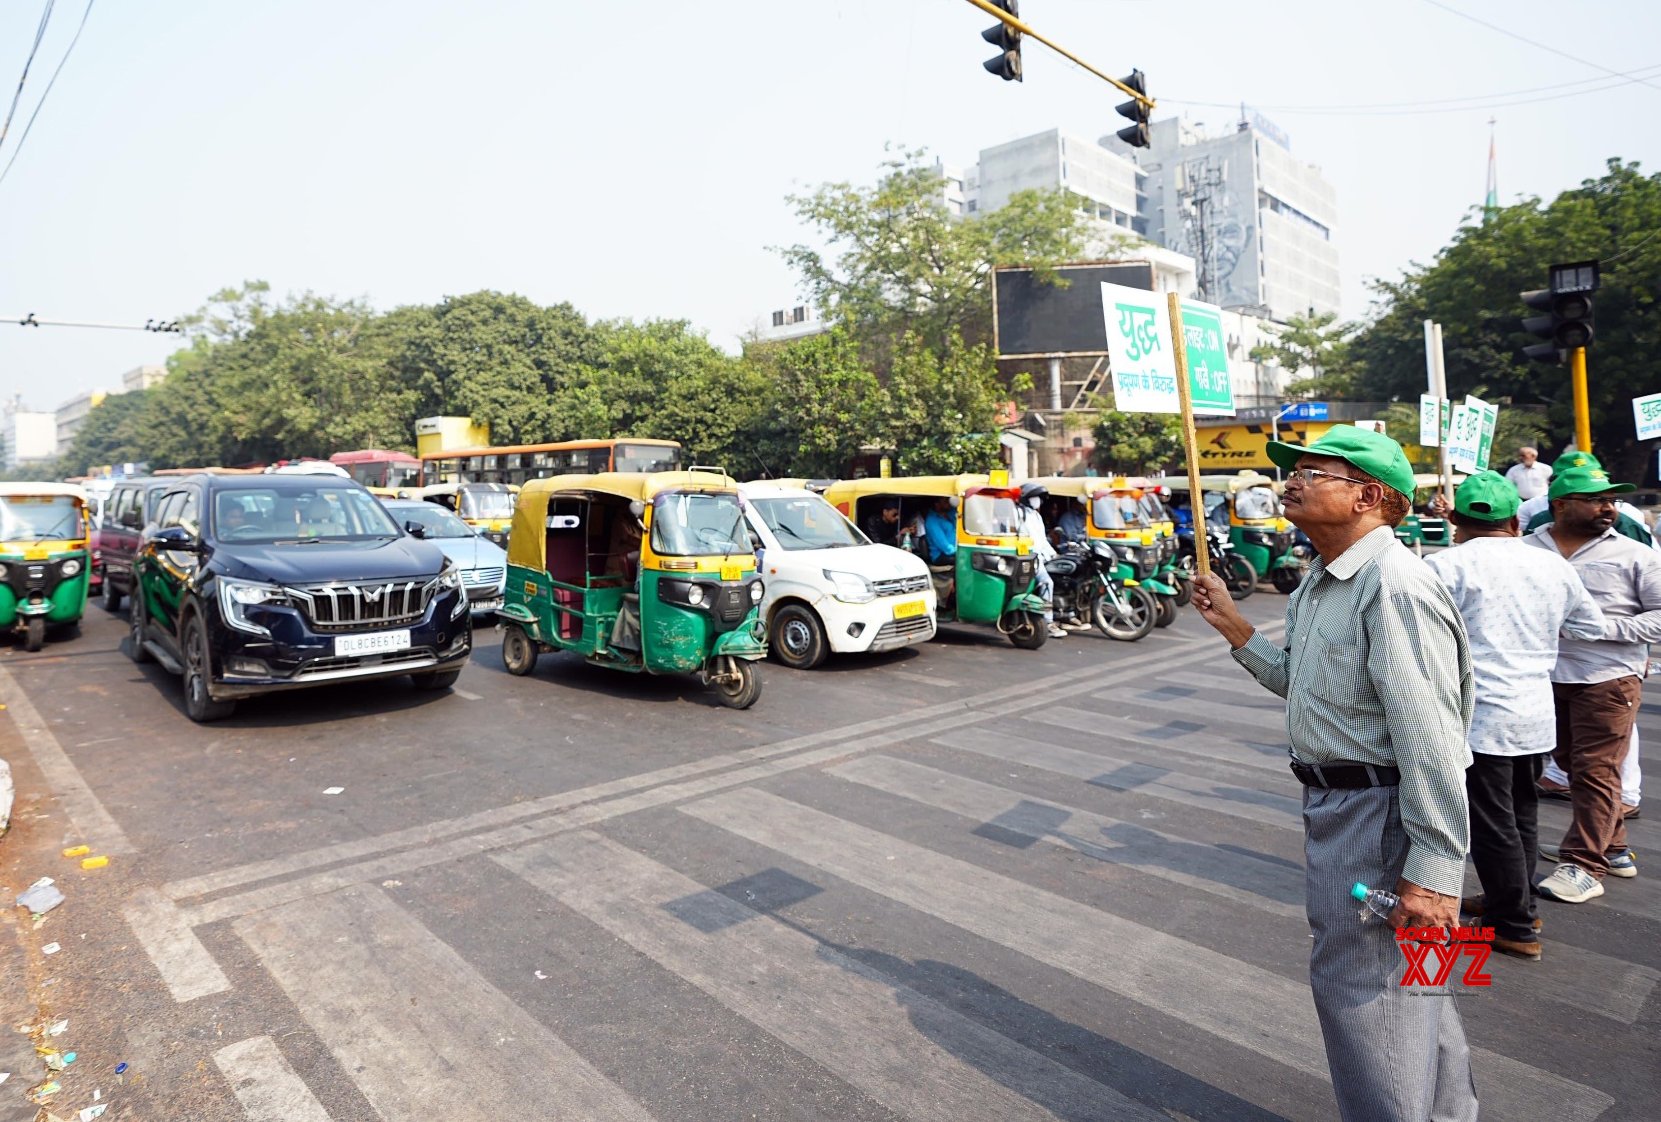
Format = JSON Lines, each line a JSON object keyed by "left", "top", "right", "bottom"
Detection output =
{"left": 741, "top": 483, "right": 937, "bottom": 669}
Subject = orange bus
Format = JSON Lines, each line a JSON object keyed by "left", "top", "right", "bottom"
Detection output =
{"left": 419, "top": 438, "right": 682, "bottom": 487}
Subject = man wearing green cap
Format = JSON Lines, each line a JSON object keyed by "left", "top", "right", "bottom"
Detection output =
{"left": 1192, "top": 425, "right": 1478, "bottom": 1120}
{"left": 1424, "top": 471, "right": 1605, "bottom": 957}
{"left": 1525, "top": 466, "right": 1661, "bottom": 903}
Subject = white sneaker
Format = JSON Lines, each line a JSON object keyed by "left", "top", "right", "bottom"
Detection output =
{"left": 1541, "top": 845, "right": 1637, "bottom": 877}
{"left": 1536, "top": 862, "right": 1605, "bottom": 904}
{"left": 1046, "top": 624, "right": 1069, "bottom": 639}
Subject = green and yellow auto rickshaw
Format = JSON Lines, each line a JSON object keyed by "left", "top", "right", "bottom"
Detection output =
{"left": 822, "top": 474, "right": 1051, "bottom": 649}
{"left": 0, "top": 483, "right": 92, "bottom": 651}
{"left": 1224, "top": 473, "right": 1306, "bottom": 594}
{"left": 1394, "top": 473, "right": 1461, "bottom": 554}
{"left": 496, "top": 472, "right": 767, "bottom": 708}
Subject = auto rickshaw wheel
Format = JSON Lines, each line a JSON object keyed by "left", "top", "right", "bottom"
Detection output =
{"left": 710, "top": 656, "right": 762, "bottom": 709}
{"left": 102, "top": 575, "right": 122, "bottom": 612}
{"left": 1170, "top": 575, "right": 1193, "bottom": 607}
{"left": 1004, "top": 610, "right": 1047, "bottom": 650}
{"left": 23, "top": 616, "right": 44, "bottom": 652}
{"left": 768, "top": 603, "right": 827, "bottom": 670}
{"left": 501, "top": 623, "right": 538, "bottom": 676}
{"left": 1153, "top": 595, "right": 1177, "bottom": 628}
{"left": 1271, "top": 566, "right": 1302, "bottom": 595}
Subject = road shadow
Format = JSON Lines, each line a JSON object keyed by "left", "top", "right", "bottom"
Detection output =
{"left": 666, "top": 867, "right": 1289, "bottom": 1121}
{"left": 476, "top": 644, "right": 761, "bottom": 710}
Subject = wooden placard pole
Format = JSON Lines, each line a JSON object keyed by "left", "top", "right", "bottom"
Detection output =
{"left": 1167, "top": 292, "right": 1210, "bottom": 579}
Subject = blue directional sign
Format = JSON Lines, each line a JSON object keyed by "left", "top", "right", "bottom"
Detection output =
{"left": 1280, "top": 402, "right": 1329, "bottom": 422}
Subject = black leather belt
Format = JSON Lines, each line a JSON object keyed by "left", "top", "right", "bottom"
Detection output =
{"left": 1290, "top": 760, "right": 1401, "bottom": 788}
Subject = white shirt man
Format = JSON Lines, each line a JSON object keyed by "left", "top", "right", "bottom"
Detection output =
{"left": 1505, "top": 448, "right": 1552, "bottom": 501}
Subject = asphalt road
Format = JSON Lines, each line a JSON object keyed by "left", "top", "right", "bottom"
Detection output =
{"left": 0, "top": 590, "right": 1657, "bottom": 1122}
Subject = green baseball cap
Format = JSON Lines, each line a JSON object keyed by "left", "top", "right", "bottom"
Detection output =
{"left": 1265, "top": 425, "right": 1415, "bottom": 497}
{"left": 1552, "top": 450, "right": 1601, "bottom": 474}
{"left": 1548, "top": 465, "right": 1635, "bottom": 500}
{"left": 1452, "top": 470, "right": 1520, "bottom": 522}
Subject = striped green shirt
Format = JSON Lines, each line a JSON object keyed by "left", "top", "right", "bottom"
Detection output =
{"left": 1233, "top": 525, "right": 1475, "bottom": 895}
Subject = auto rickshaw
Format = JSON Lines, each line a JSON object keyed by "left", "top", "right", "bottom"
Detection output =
{"left": 1224, "top": 473, "right": 1305, "bottom": 594}
{"left": 496, "top": 471, "right": 767, "bottom": 708}
{"left": 1148, "top": 475, "right": 1263, "bottom": 599}
{"left": 0, "top": 482, "right": 91, "bottom": 651}
{"left": 402, "top": 482, "right": 517, "bottom": 547}
{"left": 822, "top": 474, "right": 1051, "bottom": 648}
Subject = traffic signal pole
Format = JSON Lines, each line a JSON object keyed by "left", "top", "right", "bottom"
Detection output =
{"left": 959, "top": 0, "right": 1155, "bottom": 109}
{"left": 1570, "top": 345, "right": 1592, "bottom": 453}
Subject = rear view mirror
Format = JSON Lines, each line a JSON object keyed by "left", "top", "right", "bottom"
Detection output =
{"left": 150, "top": 526, "right": 201, "bottom": 552}
{"left": 628, "top": 500, "right": 645, "bottom": 520}
{"left": 403, "top": 521, "right": 427, "bottom": 539}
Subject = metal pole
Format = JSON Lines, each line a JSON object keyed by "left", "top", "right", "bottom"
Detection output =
{"left": 1168, "top": 292, "right": 1209, "bottom": 579}
{"left": 957, "top": 0, "right": 1155, "bottom": 107}
{"left": 1048, "top": 356, "right": 1062, "bottom": 412}
{"left": 1570, "top": 346, "right": 1592, "bottom": 453}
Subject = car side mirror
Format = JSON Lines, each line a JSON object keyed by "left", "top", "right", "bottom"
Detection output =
{"left": 403, "top": 521, "right": 427, "bottom": 539}
{"left": 150, "top": 526, "right": 200, "bottom": 552}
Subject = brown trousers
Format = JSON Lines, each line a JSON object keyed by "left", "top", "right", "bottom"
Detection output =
{"left": 1552, "top": 676, "right": 1641, "bottom": 879}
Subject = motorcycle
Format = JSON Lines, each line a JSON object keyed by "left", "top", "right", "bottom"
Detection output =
{"left": 1047, "top": 539, "right": 1158, "bottom": 642}
{"left": 1176, "top": 524, "right": 1258, "bottom": 600}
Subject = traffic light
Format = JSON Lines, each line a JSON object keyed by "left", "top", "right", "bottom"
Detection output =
{"left": 981, "top": 0, "right": 1021, "bottom": 81}
{"left": 1114, "top": 69, "right": 1151, "bottom": 148}
{"left": 1519, "top": 260, "right": 1598, "bottom": 364}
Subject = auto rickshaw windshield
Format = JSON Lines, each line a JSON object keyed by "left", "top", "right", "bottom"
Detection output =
{"left": 963, "top": 493, "right": 1020, "bottom": 536}
{"left": 651, "top": 491, "right": 749, "bottom": 556}
{"left": 0, "top": 495, "right": 82, "bottom": 541}
{"left": 1091, "top": 495, "right": 1147, "bottom": 530}
{"left": 1235, "top": 487, "right": 1278, "bottom": 520}
{"left": 459, "top": 489, "right": 515, "bottom": 520}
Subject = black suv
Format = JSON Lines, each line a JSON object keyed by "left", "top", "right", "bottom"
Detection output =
{"left": 129, "top": 473, "right": 471, "bottom": 721}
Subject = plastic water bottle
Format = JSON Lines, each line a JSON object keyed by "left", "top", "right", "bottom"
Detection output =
{"left": 1351, "top": 882, "right": 1399, "bottom": 924}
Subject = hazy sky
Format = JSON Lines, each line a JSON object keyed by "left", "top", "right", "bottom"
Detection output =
{"left": 2, "top": 0, "right": 1658, "bottom": 410}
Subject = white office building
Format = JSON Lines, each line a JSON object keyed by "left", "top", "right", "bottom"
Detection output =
{"left": 122, "top": 363, "right": 167, "bottom": 392}
{"left": 56, "top": 389, "right": 112, "bottom": 453}
{"left": 1124, "top": 114, "right": 1341, "bottom": 321}
{"left": 1, "top": 399, "right": 58, "bottom": 468}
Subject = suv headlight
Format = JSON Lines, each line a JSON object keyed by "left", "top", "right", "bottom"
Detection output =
{"left": 437, "top": 563, "right": 467, "bottom": 618}
{"left": 219, "top": 577, "right": 290, "bottom": 636}
{"left": 822, "top": 569, "right": 875, "bottom": 604}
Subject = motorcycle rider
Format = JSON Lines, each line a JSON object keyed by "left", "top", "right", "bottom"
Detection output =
{"left": 1017, "top": 483, "right": 1068, "bottom": 639}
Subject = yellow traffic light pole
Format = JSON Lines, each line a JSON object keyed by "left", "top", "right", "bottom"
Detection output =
{"left": 959, "top": 0, "right": 1155, "bottom": 108}
{"left": 1570, "top": 346, "right": 1592, "bottom": 453}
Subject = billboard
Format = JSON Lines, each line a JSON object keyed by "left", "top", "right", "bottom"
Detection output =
{"left": 1195, "top": 421, "right": 1339, "bottom": 470}
{"left": 992, "top": 261, "right": 1156, "bottom": 358}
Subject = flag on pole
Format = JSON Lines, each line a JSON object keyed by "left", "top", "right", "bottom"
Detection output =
{"left": 1483, "top": 118, "right": 1499, "bottom": 221}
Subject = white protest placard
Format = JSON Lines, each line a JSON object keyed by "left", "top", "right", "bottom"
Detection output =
{"left": 1101, "top": 283, "right": 1235, "bottom": 416}
{"left": 1445, "top": 403, "right": 1483, "bottom": 472}
{"left": 1634, "top": 392, "right": 1661, "bottom": 442}
{"left": 1467, "top": 394, "right": 1499, "bottom": 471}
{"left": 1418, "top": 394, "right": 1442, "bottom": 447}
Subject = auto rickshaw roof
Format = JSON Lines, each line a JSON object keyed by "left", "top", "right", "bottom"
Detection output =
{"left": 0, "top": 482, "right": 87, "bottom": 501}
{"left": 821, "top": 474, "right": 991, "bottom": 502}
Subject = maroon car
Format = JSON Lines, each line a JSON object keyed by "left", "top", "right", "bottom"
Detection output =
{"left": 95, "top": 478, "right": 174, "bottom": 611}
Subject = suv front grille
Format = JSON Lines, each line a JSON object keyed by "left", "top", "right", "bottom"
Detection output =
{"left": 286, "top": 579, "right": 435, "bottom": 632}
{"left": 872, "top": 574, "right": 930, "bottom": 597}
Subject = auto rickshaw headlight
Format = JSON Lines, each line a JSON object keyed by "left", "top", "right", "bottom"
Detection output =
{"left": 970, "top": 552, "right": 1015, "bottom": 577}
{"left": 749, "top": 580, "right": 764, "bottom": 604}
{"left": 60, "top": 558, "right": 82, "bottom": 578}
{"left": 687, "top": 585, "right": 707, "bottom": 607}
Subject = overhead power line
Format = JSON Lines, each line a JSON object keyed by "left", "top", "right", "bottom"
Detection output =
{"left": 0, "top": 0, "right": 55, "bottom": 154}
{"left": 1421, "top": 0, "right": 1661, "bottom": 95}
{"left": 6, "top": 312, "right": 182, "bottom": 333}
{"left": 0, "top": 0, "right": 95, "bottom": 191}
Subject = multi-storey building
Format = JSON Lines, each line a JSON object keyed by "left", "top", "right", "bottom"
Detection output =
{"left": 56, "top": 389, "right": 112, "bottom": 452}
{"left": 1, "top": 398, "right": 58, "bottom": 468}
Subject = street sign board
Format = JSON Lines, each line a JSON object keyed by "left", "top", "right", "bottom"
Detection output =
{"left": 1101, "top": 283, "right": 1235, "bottom": 416}
{"left": 1634, "top": 392, "right": 1661, "bottom": 442}
{"left": 1281, "top": 402, "right": 1329, "bottom": 422}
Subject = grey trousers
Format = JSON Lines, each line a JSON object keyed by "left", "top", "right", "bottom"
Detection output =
{"left": 1304, "top": 785, "right": 1478, "bottom": 1122}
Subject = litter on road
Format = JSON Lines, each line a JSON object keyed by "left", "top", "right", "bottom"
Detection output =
{"left": 80, "top": 856, "right": 109, "bottom": 870}
{"left": 16, "top": 878, "right": 64, "bottom": 914}
{"left": 323, "top": 786, "right": 345, "bottom": 795}
{"left": 47, "top": 1019, "right": 67, "bottom": 1035}
{"left": 61, "top": 846, "right": 89, "bottom": 858}
{"left": 42, "top": 942, "right": 61, "bottom": 955}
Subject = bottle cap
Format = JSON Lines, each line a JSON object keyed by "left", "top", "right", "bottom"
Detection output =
{"left": 1350, "top": 882, "right": 1370, "bottom": 901}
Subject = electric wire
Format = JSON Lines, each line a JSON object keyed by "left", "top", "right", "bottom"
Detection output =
{"left": 0, "top": 0, "right": 55, "bottom": 154}
{"left": 1421, "top": 0, "right": 1661, "bottom": 94}
{"left": 1163, "top": 64, "right": 1661, "bottom": 115}
{"left": 1600, "top": 229, "right": 1660, "bottom": 267}
{"left": 0, "top": 0, "right": 95, "bottom": 190}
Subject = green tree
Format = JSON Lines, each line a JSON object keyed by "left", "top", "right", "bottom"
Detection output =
{"left": 61, "top": 389, "right": 153, "bottom": 476}
{"left": 1090, "top": 410, "right": 1185, "bottom": 474}
{"left": 745, "top": 329, "right": 885, "bottom": 478}
{"left": 880, "top": 332, "right": 1004, "bottom": 474}
{"left": 777, "top": 149, "right": 1087, "bottom": 356}
{"left": 1250, "top": 312, "right": 1358, "bottom": 400}
{"left": 1351, "top": 159, "right": 1661, "bottom": 481}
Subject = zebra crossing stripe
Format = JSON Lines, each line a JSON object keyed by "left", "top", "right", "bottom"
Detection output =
{"left": 214, "top": 1036, "right": 332, "bottom": 1122}
{"left": 677, "top": 787, "right": 1615, "bottom": 1122}
{"left": 233, "top": 884, "right": 654, "bottom": 1122}
{"left": 827, "top": 754, "right": 1307, "bottom": 919}
{"left": 122, "top": 886, "right": 230, "bottom": 1002}
{"left": 1030, "top": 705, "right": 1290, "bottom": 775}
{"left": 493, "top": 829, "right": 1168, "bottom": 1122}
{"left": 939, "top": 726, "right": 1304, "bottom": 831}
